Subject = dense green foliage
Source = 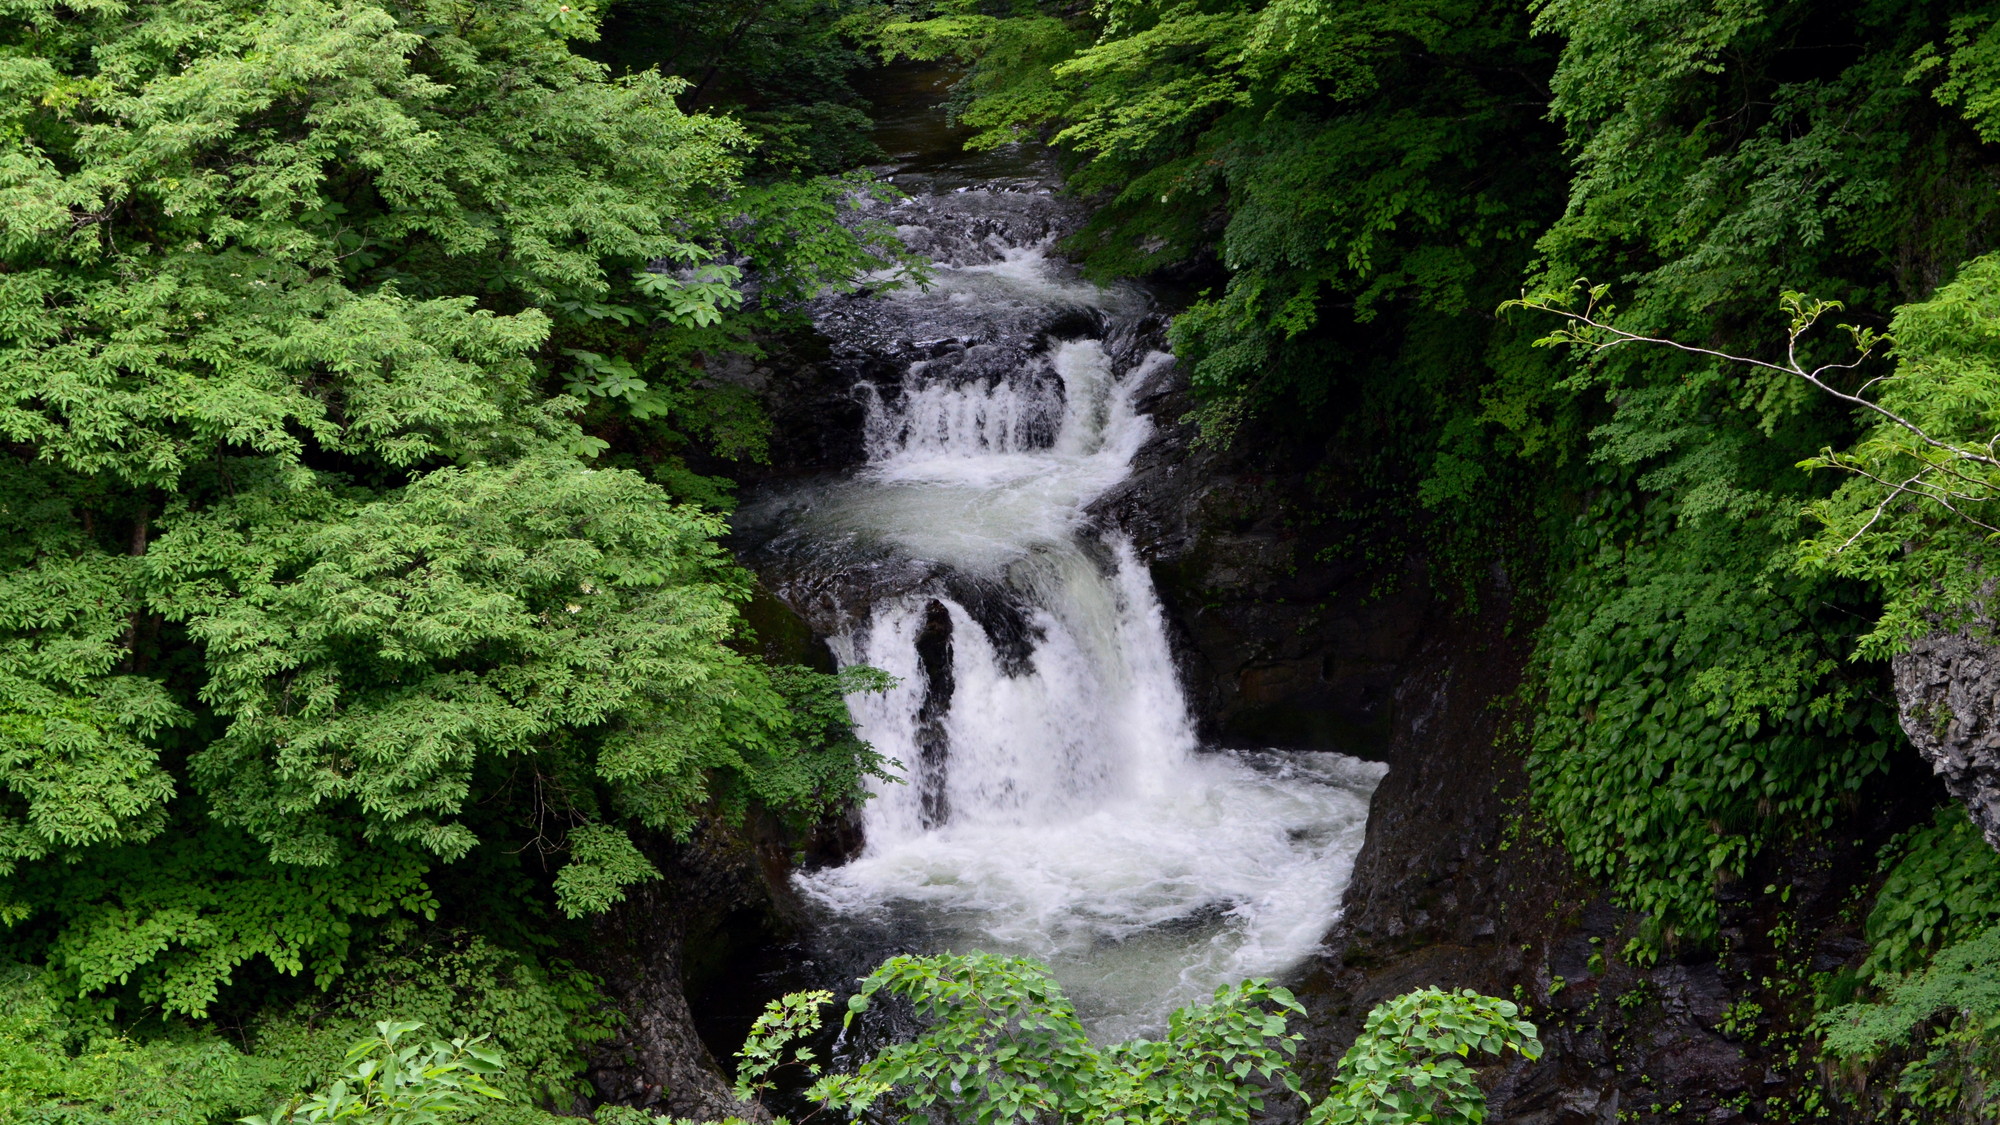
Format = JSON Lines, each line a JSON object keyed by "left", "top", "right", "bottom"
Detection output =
{"left": 0, "top": 0, "right": 898, "bottom": 1035}
{"left": 764, "top": 955, "right": 1537, "bottom": 1125}
{"left": 2, "top": 930, "right": 606, "bottom": 1124}
{"left": 870, "top": 0, "right": 1997, "bottom": 956}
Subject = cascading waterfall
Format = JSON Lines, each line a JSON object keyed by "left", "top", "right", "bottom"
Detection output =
{"left": 741, "top": 184, "right": 1384, "bottom": 1042}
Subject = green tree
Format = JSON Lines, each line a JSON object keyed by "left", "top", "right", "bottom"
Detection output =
{"left": 0, "top": 0, "right": 889, "bottom": 1018}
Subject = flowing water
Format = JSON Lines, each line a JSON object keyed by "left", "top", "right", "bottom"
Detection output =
{"left": 736, "top": 83, "right": 1385, "bottom": 1043}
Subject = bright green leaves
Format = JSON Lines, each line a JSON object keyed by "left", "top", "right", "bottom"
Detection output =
{"left": 18, "top": 823, "right": 437, "bottom": 1017}
{"left": 0, "top": 464, "right": 183, "bottom": 884}
{"left": 1913, "top": 14, "right": 2000, "bottom": 143}
{"left": 752, "top": 956, "right": 1530, "bottom": 1125}
{"left": 633, "top": 265, "right": 747, "bottom": 330}
{"left": 243, "top": 1019, "right": 508, "bottom": 1125}
{"left": 1819, "top": 924, "right": 2000, "bottom": 1061}
{"left": 549, "top": 824, "right": 661, "bottom": 918}
{"left": 0, "top": 0, "right": 740, "bottom": 489}
{"left": 1798, "top": 254, "right": 2000, "bottom": 654}
{"left": 1312, "top": 988, "right": 1541, "bottom": 1125}
{"left": 811, "top": 953, "right": 1307, "bottom": 1125}
{"left": 0, "top": 0, "right": 889, "bottom": 1022}
{"left": 145, "top": 457, "right": 743, "bottom": 866}
{"left": 734, "top": 988, "right": 833, "bottom": 1103}
{"left": 810, "top": 953, "right": 1105, "bottom": 1124}
{"left": 0, "top": 962, "right": 286, "bottom": 1125}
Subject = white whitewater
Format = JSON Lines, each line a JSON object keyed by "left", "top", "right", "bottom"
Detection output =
{"left": 779, "top": 204, "right": 1385, "bottom": 1042}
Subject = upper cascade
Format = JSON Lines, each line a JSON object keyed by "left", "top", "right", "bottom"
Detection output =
{"left": 740, "top": 178, "right": 1384, "bottom": 1041}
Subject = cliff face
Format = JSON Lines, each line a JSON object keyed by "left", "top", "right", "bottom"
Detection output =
{"left": 1892, "top": 626, "right": 2000, "bottom": 850}
{"left": 580, "top": 829, "right": 779, "bottom": 1122}
{"left": 1097, "top": 363, "right": 1933, "bottom": 1125}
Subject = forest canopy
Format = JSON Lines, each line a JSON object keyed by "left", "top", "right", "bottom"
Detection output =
{"left": 0, "top": 0, "right": 898, "bottom": 1020}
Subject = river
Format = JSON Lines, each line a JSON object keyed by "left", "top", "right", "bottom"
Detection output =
{"left": 734, "top": 70, "right": 1384, "bottom": 1042}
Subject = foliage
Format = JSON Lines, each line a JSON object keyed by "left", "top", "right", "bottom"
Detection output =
{"left": 811, "top": 952, "right": 1307, "bottom": 1125}
{"left": 1524, "top": 488, "right": 1894, "bottom": 952}
{"left": 1823, "top": 924, "right": 2000, "bottom": 1058}
{"left": 1311, "top": 988, "right": 1542, "bottom": 1125}
{"left": 0, "top": 0, "right": 889, "bottom": 1021}
{"left": 1, "top": 926, "right": 613, "bottom": 1125}
{"left": 0, "top": 962, "right": 289, "bottom": 1125}
{"left": 800, "top": 953, "right": 1538, "bottom": 1125}
{"left": 242, "top": 1020, "right": 506, "bottom": 1125}
{"left": 1499, "top": 0, "right": 1998, "bottom": 949}
{"left": 1861, "top": 807, "right": 2000, "bottom": 980}
{"left": 1508, "top": 285, "right": 1900, "bottom": 950}
{"left": 733, "top": 989, "right": 833, "bottom": 1103}
{"left": 1797, "top": 256, "right": 2000, "bottom": 654}
{"left": 6, "top": 941, "right": 1543, "bottom": 1125}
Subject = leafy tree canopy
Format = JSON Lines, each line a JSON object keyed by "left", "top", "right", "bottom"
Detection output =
{"left": 0, "top": 0, "right": 892, "bottom": 1016}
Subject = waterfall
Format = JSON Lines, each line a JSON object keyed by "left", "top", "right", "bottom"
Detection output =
{"left": 742, "top": 187, "right": 1385, "bottom": 1041}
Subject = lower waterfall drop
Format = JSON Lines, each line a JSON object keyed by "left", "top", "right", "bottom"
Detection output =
{"left": 747, "top": 186, "right": 1385, "bottom": 1041}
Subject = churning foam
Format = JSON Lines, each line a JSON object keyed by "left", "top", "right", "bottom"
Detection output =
{"left": 787, "top": 216, "right": 1385, "bottom": 1040}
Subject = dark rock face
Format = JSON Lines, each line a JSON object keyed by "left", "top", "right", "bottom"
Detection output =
{"left": 913, "top": 598, "right": 955, "bottom": 828}
{"left": 1089, "top": 371, "right": 1425, "bottom": 758}
{"left": 1097, "top": 362, "right": 1928, "bottom": 1124}
{"left": 1892, "top": 625, "right": 2000, "bottom": 849}
{"left": 580, "top": 830, "right": 791, "bottom": 1122}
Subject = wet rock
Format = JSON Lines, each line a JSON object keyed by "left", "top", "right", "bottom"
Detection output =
{"left": 582, "top": 831, "right": 782, "bottom": 1122}
{"left": 913, "top": 599, "right": 954, "bottom": 827}
{"left": 1892, "top": 622, "right": 2000, "bottom": 849}
{"left": 1089, "top": 362, "right": 1425, "bottom": 757}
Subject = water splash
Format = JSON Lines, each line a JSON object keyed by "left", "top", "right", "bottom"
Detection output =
{"left": 751, "top": 188, "right": 1385, "bottom": 1041}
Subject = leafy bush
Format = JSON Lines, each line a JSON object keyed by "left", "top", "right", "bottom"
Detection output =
{"left": 1312, "top": 988, "right": 1543, "bottom": 1125}
{"left": 1863, "top": 807, "right": 2000, "bottom": 980}
{"left": 743, "top": 954, "right": 1540, "bottom": 1125}
{"left": 243, "top": 1021, "right": 507, "bottom": 1125}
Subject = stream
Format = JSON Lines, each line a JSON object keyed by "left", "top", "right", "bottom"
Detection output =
{"left": 735, "top": 73, "right": 1386, "bottom": 1042}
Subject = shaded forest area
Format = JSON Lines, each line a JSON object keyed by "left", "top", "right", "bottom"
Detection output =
{"left": 6, "top": 0, "right": 2000, "bottom": 1122}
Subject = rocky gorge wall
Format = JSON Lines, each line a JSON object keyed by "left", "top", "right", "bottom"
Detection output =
{"left": 1091, "top": 363, "right": 1956, "bottom": 1125}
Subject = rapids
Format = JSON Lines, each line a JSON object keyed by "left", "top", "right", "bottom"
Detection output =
{"left": 736, "top": 98, "right": 1384, "bottom": 1042}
